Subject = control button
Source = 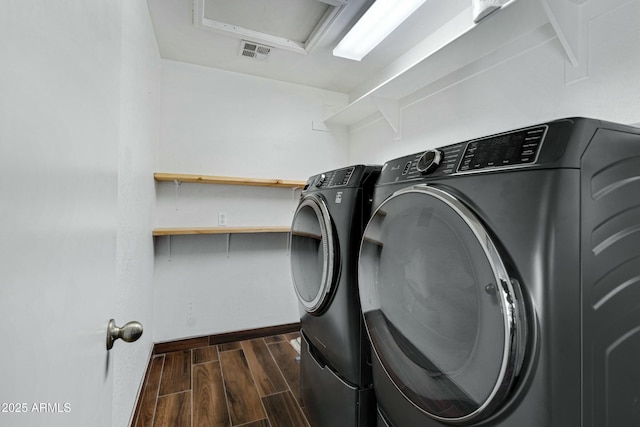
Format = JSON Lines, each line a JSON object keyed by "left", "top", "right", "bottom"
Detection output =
{"left": 416, "top": 149, "right": 443, "bottom": 174}
{"left": 402, "top": 161, "right": 412, "bottom": 175}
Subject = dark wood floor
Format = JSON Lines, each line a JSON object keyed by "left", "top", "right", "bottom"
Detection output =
{"left": 132, "top": 331, "right": 308, "bottom": 427}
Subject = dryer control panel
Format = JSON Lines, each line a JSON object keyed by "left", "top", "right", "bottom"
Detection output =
{"left": 457, "top": 125, "right": 547, "bottom": 172}
{"left": 379, "top": 124, "right": 548, "bottom": 184}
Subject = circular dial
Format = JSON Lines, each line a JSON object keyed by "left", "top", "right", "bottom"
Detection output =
{"left": 416, "top": 149, "right": 442, "bottom": 174}
{"left": 315, "top": 173, "right": 327, "bottom": 187}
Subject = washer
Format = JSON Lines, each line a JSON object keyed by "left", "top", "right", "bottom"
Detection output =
{"left": 358, "top": 118, "right": 640, "bottom": 426}
{"left": 291, "top": 164, "right": 381, "bottom": 427}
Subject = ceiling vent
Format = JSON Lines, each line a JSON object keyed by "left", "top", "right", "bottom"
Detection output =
{"left": 239, "top": 40, "right": 272, "bottom": 60}
{"left": 193, "top": 0, "right": 346, "bottom": 54}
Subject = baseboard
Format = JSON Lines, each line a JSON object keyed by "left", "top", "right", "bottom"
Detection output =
{"left": 153, "top": 322, "right": 301, "bottom": 354}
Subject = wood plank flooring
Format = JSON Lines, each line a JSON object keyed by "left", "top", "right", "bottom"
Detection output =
{"left": 132, "top": 332, "right": 308, "bottom": 427}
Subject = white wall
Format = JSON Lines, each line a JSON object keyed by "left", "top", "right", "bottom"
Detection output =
{"left": 153, "top": 179, "right": 300, "bottom": 342}
{"left": 158, "top": 59, "right": 349, "bottom": 179}
{"left": 154, "top": 60, "right": 349, "bottom": 342}
{"left": 0, "top": 1, "right": 159, "bottom": 426}
{"left": 114, "top": 1, "right": 160, "bottom": 426}
{"left": 154, "top": 233, "right": 296, "bottom": 341}
{"left": 348, "top": 0, "right": 640, "bottom": 165}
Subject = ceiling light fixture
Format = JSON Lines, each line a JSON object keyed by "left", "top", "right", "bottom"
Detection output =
{"left": 333, "top": 0, "right": 427, "bottom": 61}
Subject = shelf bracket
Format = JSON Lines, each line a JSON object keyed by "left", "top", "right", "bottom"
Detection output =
{"left": 372, "top": 96, "right": 401, "bottom": 140}
{"left": 540, "top": 0, "right": 589, "bottom": 83}
{"left": 540, "top": 0, "right": 581, "bottom": 66}
{"left": 168, "top": 235, "right": 172, "bottom": 261}
{"left": 226, "top": 234, "right": 230, "bottom": 258}
{"left": 173, "top": 179, "right": 182, "bottom": 211}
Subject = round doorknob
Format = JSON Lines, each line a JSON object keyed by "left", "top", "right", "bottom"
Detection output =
{"left": 106, "top": 319, "right": 143, "bottom": 350}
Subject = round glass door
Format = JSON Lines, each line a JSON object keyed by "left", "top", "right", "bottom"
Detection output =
{"left": 291, "top": 194, "right": 338, "bottom": 313}
{"left": 358, "top": 185, "right": 527, "bottom": 424}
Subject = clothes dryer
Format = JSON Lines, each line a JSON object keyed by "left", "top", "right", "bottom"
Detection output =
{"left": 358, "top": 118, "right": 640, "bottom": 426}
{"left": 291, "top": 164, "right": 380, "bottom": 427}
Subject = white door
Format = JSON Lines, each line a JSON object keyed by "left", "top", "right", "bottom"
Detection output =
{"left": 0, "top": 2, "right": 121, "bottom": 426}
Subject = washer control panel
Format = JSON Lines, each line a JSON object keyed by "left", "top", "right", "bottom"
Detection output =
{"left": 378, "top": 124, "right": 549, "bottom": 184}
{"left": 309, "top": 166, "right": 356, "bottom": 189}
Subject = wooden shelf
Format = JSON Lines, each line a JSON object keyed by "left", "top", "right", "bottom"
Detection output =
{"left": 154, "top": 173, "right": 306, "bottom": 189}
{"left": 153, "top": 226, "right": 291, "bottom": 237}
{"left": 153, "top": 173, "right": 300, "bottom": 239}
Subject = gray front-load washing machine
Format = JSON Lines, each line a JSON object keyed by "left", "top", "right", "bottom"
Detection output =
{"left": 291, "top": 164, "right": 380, "bottom": 427}
{"left": 358, "top": 117, "right": 640, "bottom": 426}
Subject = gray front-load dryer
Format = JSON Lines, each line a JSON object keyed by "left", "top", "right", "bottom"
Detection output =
{"left": 291, "top": 164, "right": 380, "bottom": 427}
{"left": 358, "top": 118, "right": 640, "bottom": 426}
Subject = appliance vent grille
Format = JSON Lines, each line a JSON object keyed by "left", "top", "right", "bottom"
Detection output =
{"left": 239, "top": 40, "right": 272, "bottom": 60}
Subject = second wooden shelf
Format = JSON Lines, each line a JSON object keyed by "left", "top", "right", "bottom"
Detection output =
{"left": 152, "top": 226, "right": 291, "bottom": 237}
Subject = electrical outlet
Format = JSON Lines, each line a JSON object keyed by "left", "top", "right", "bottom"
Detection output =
{"left": 218, "top": 211, "right": 227, "bottom": 226}
{"left": 187, "top": 297, "right": 196, "bottom": 326}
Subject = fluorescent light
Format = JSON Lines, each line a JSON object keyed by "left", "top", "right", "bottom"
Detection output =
{"left": 333, "top": 0, "right": 427, "bottom": 61}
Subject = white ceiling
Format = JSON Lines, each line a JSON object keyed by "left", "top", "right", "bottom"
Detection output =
{"left": 146, "top": 0, "right": 471, "bottom": 94}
